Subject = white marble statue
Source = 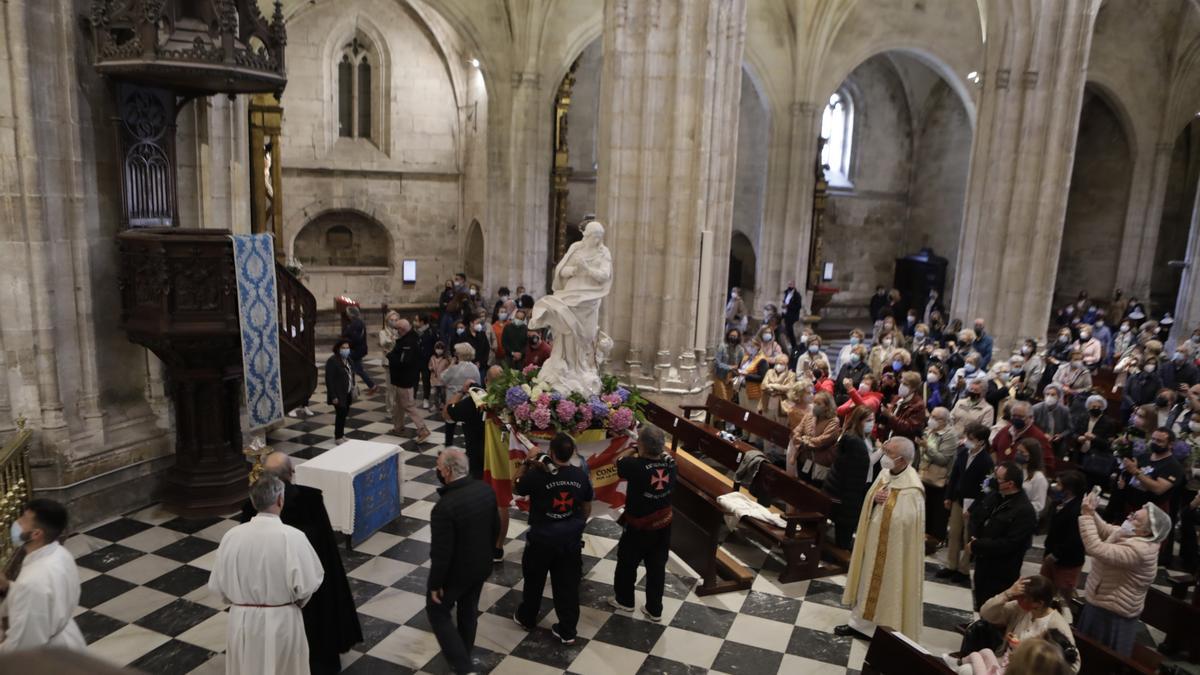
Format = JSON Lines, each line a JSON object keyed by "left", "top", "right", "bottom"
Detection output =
{"left": 530, "top": 221, "right": 613, "bottom": 395}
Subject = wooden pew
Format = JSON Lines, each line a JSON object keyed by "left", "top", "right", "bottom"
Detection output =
{"left": 682, "top": 393, "right": 792, "bottom": 448}
{"left": 1073, "top": 628, "right": 1158, "bottom": 675}
{"left": 1141, "top": 586, "right": 1200, "bottom": 661}
{"left": 669, "top": 473, "right": 755, "bottom": 596}
{"left": 862, "top": 626, "right": 955, "bottom": 675}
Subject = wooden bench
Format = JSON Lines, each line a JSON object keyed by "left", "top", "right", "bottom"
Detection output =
{"left": 862, "top": 626, "right": 955, "bottom": 675}
{"left": 1142, "top": 586, "right": 1200, "bottom": 661}
{"left": 681, "top": 393, "right": 791, "bottom": 448}
{"left": 669, "top": 472, "right": 755, "bottom": 596}
{"left": 1073, "top": 628, "right": 1159, "bottom": 675}
{"left": 646, "top": 398, "right": 841, "bottom": 582}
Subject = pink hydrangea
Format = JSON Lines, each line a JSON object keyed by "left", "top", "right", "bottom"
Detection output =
{"left": 555, "top": 399, "right": 577, "bottom": 422}
{"left": 531, "top": 405, "right": 552, "bottom": 430}
{"left": 574, "top": 418, "right": 592, "bottom": 433}
{"left": 537, "top": 393, "right": 552, "bottom": 407}
{"left": 513, "top": 402, "right": 532, "bottom": 421}
{"left": 602, "top": 393, "right": 621, "bottom": 406}
{"left": 606, "top": 406, "right": 635, "bottom": 431}
{"left": 522, "top": 364, "right": 539, "bottom": 375}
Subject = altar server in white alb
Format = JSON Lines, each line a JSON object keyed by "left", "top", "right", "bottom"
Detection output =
{"left": 836, "top": 436, "right": 926, "bottom": 642}
{"left": 209, "top": 476, "right": 324, "bottom": 675}
{"left": 0, "top": 499, "right": 86, "bottom": 652}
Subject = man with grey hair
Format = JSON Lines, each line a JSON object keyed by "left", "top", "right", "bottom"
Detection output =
{"left": 921, "top": 406, "right": 958, "bottom": 546}
{"left": 950, "top": 374, "right": 994, "bottom": 435}
{"left": 837, "top": 436, "right": 926, "bottom": 641}
{"left": 386, "top": 317, "right": 431, "bottom": 442}
{"left": 610, "top": 424, "right": 675, "bottom": 621}
{"left": 209, "top": 476, "right": 324, "bottom": 675}
{"left": 240, "top": 452, "right": 362, "bottom": 673}
{"left": 427, "top": 449, "right": 499, "bottom": 674}
{"left": 1032, "top": 383, "right": 1071, "bottom": 457}
{"left": 992, "top": 398, "right": 1055, "bottom": 471}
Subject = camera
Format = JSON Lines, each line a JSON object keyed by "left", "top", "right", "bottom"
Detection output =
{"left": 527, "top": 453, "right": 559, "bottom": 475}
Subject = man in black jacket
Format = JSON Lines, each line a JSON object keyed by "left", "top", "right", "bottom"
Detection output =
{"left": 1041, "top": 470, "right": 1087, "bottom": 598}
{"left": 967, "top": 461, "right": 1037, "bottom": 610}
{"left": 938, "top": 422, "right": 994, "bottom": 585}
{"left": 781, "top": 280, "right": 804, "bottom": 349}
{"left": 611, "top": 425, "right": 676, "bottom": 621}
{"left": 240, "top": 452, "right": 363, "bottom": 674}
{"left": 387, "top": 319, "right": 431, "bottom": 442}
{"left": 427, "top": 449, "right": 500, "bottom": 675}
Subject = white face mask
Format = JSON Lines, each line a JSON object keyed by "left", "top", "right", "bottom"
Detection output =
{"left": 898, "top": 384, "right": 911, "bottom": 397}
{"left": 1119, "top": 520, "right": 1137, "bottom": 537}
{"left": 774, "top": 364, "right": 786, "bottom": 373}
{"left": 863, "top": 419, "right": 875, "bottom": 434}
{"left": 879, "top": 455, "right": 896, "bottom": 471}
{"left": 927, "top": 373, "right": 940, "bottom": 383}
{"left": 1044, "top": 396, "right": 1059, "bottom": 407}
{"left": 10, "top": 521, "right": 25, "bottom": 547}
{"left": 1190, "top": 420, "right": 1200, "bottom": 433}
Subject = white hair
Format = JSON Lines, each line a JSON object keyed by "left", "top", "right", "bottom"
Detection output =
{"left": 885, "top": 436, "right": 916, "bottom": 464}
{"left": 249, "top": 476, "right": 284, "bottom": 511}
{"left": 453, "top": 342, "right": 476, "bottom": 361}
{"left": 1086, "top": 394, "right": 1108, "bottom": 410}
{"left": 440, "top": 449, "right": 470, "bottom": 481}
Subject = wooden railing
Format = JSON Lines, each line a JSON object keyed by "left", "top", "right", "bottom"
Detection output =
{"left": 0, "top": 424, "right": 34, "bottom": 570}
{"left": 277, "top": 263, "right": 315, "bottom": 363}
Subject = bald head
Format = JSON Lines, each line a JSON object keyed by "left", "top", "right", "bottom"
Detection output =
{"left": 263, "top": 451, "right": 294, "bottom": 483}
{"left": 486, "top": 365, "right": 503, "bottom": 385}
{"left": 930, "top": 406, "right": 950, "bottom": 425}
{"left": 396, "top": 318, "right": 412, "bottom": 334}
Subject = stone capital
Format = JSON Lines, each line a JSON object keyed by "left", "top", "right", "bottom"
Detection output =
{"left": 791, "top": 101, "right": 818, "bottom": 117}
{"left": 995, "top": 69, "right": 1011, "bottom": 90}
{"left": 511, "top": 71, "right": 542, "bottom": 89}
{"left": 1021, "top": 70, "right": 1039, "bottom": 89}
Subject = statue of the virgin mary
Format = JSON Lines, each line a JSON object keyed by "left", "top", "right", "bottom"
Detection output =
{"left": 529, "top": 220, "right": 612, "bottom": 395}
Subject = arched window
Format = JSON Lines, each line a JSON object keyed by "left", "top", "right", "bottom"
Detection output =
{"left": 821, "top": 90, "right": 854, "bottom": 186}
{"left": 338, "top": 36, "right": 374, "bottom": 140}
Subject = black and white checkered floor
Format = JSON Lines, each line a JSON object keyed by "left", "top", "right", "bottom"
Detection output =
{"left": 61, "top": 361, "right": 1185, "bottom": 674}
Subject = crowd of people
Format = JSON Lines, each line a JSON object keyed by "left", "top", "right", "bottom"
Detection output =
{"left": 718, "top": 283, "right": 1200, "bottom": 672}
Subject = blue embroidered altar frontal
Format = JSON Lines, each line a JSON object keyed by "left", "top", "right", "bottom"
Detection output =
{"left": 231, "top": 234, "right": 283, "bottom": 429}
{"left": 352, "top": 453, "right": 402, "bottom": 547}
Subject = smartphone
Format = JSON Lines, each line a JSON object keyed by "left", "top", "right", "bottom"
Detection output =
{"left": 1089, "top": 486, "right": 1102, "bottom": 500}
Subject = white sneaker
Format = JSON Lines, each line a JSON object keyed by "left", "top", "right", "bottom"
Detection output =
{"left": 287, "top": 410, "right": 299, "bottom": 418}
{"left": 302, "top": 407, "right": 314, "bottom": 416}
{"left": 608, "top": 597, "right": 634, "bottom": 613}
{"left": 641, "top": 606, "right": 662, "bottom": 622}
{"left": 421, "top": 400, "right": 429, "bottom": 410}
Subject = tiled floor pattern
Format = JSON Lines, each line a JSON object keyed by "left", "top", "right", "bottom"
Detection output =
{"left": 63, "top": 361, "right": 1194, "bottom": 674}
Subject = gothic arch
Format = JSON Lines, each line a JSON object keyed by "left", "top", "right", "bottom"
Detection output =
{"left": 464, "top": 220, "right": 485, "bottom": 283}
{"left": 1083, "top": 78, "right": 1140, "bottom": 161}
{"left": 317, "top": 15, "right": 393, "bottom": 153}
{"left": 729, "top": 231, "right": 758, "bottom": 312}
{"left": 293, "top": 210, "right": 393, "bottom": 268}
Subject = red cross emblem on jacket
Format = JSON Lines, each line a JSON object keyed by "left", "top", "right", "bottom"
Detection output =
{"left": 650, "top": 468, "right": 670, "bottom": 491}
{"left": 553, "top": 491, "right": 574, "bottom": 512}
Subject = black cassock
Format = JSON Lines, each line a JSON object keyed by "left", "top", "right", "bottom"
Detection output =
{"left": 240, "top": 482, "right": 363, "bottom": 674}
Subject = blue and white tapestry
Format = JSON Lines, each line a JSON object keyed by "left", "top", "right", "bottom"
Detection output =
{"left": 231, "top": 234, "right": 283, "bottom": 429}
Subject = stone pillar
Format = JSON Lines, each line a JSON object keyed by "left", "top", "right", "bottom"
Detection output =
{"left": 596, "top": 0, "right": 747, "bottom": 394}
{"left": 1115, "top": 142, "right": 1175, "bottom": 298}
{"left": 1170, "top": 169, "right": 1200, "bottom": 342}
{"left": 951, "top": 0, "right": 1102, "bottom": 352}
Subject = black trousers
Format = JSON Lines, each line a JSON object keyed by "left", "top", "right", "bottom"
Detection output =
{"left": 517, "top": 537, "right": 582, "bottom": 638}
{"left": 973, "top": 558, "right": 1022, "bottom": 611}
{"left": 925, "top": 484, "right": 948, "bottom": 541}
{"left": 614, "top": 525, "right": 671, "bottom": 615}
{"left": 426, "top": 580, "right": 484, "bottom": 674}
{"left": 349, "top": 354, "right": 375, "bottom": 388}
{"left": 419, "top": 366, "right": 431, "bottom": 399}
{"left": 1180, "top": 499, "right": 1199, "bottom": 572}
{"left": 333, "top": 404, "right": 350, "bottom": 439}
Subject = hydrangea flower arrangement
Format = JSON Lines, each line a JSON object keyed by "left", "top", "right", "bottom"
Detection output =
{"left": 483, "top": 367, "right": 644, "bottom": 435}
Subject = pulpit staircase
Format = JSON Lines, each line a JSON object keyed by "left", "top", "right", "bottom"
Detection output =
{"left": 117, "top": 228, "right": 316, "bottom": 514}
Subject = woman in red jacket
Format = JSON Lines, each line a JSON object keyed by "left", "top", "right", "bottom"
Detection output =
{"left": 837, "top": 372, "right": 882, "bottom": 418}
{"left": 877, "top": 371, "right": 928, "bottom": 443}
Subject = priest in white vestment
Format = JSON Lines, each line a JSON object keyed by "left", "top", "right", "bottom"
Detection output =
{"left": 837, "top": 436, "right": 926, "bottom": 641}
{"left": 209, "top": 476, "right": 324, "bottom": 675}
{"left": 0, "top": 499, "right": 86, "bottom": 652}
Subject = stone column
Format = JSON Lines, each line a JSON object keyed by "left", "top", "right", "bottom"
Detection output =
{"left": 596, "top": 0, "right": 747, "bottom": 395}
{"left": 1115, "top": 142, "right": 1174, "bottom": 298}
{"left": 1170, "top": 168, "right": 1200, "bottom": 341}
{"left": 951, "top": 0, "right": 1103, "bottom": 351}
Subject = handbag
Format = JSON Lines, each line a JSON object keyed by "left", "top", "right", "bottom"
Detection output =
{"left": 958, "top": 618, "right": 1003, "bottom": 655}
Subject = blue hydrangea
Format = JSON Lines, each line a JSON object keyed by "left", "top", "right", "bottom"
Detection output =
{"left": 505, "top": 386, "right": 529, "bottom": 409}
{"left": 589, "top": 397, "right": 610, "bottom": 419}
{"left": 550, "top": 392, "right": 563, "bottom": 403}
{"left": 615, "top": 387, "right": 630, "bottom": 403}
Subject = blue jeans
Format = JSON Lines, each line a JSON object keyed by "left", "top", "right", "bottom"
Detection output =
{"left": 349, "top": 355, "right": 375, "bottom": 388}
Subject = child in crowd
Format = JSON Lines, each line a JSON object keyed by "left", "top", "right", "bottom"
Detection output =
{"left": 428, "top": 341, "right": 451, "bottom": 409}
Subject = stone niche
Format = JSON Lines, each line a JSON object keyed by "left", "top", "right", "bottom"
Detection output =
{"left": 295, "top": 210, "right": 391, "bottom": 268}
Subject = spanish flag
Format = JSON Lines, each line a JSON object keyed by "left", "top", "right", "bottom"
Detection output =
{"left": 482, "top": 418, "right": 630, "bottom": 511}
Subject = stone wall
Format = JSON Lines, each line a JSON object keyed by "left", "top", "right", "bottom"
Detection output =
{"left": 279, "top": 0, "right": 479, "bottom": 309}
{"left": 1152, "top": 120, "right": 1200, "bottom": 311}
{"left": 1054, "top": 90, "right": 1132, "bottom": 308}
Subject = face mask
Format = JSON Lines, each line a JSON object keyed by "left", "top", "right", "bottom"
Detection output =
{"left": 974, "top": 325, "right": 985, "bottom": 335}
{"left": 473, "top": 323, "right": 483, "bottom": 332}
{"left": 530, "top": 340, "right": 540, "bottom": 347}
{"left": 456, "top": 328, "right": 465, "bottom": 335}
{"left": 1192, "top": 335, "right": 1200, "bottom": 343}
{"left": 1021, "top": 346, "right": 1032, "bottom": 355}
{"left": 727, "top": 335, "right": 739, "bottom": 344}
{"left": 863, "top": 419, "right": 875, "bottom": 434}
{"left": 1156, "top": 396, "right": 1170, "bottom": 407}
{"left": 1121, "top": 325, "right": 1131, "bottom": 333}
{"left": 1150, "top": 442, "right": 1168, "bottom": 455}
{"left": 879, "top": 455, "right": 897, "bottom": 471}
{"left": 10, "top": 521, "right": 25, "bottom": 547}
{"left": 1045, "top": 395, "right": 1059, "bottom": 407}
{"left": 1174, "top": 352, "right": 1186, "bottom": 363}
{"left": 499, "top": 312, "right": 509, "bottom": 321}
{"left": 339, "top": 348, "right": 351, "bottom": 358}
{"left": 1058, "top": 335, "right": 1069, "bottom": 343}
{"left": 1080, "top": 332, "right": 1091, "bottom": 340}
{"left": 927, "top": 373, "right": 940, "bottom": 383}
{"left": 1015, "top": 454, "right": 1029, "bottom": 465}
{"left": 892, "top": 360, "right": 903, "bottom": 372}
{"left": 998, "top": 372, "right": 1010, "bottom": 382}
{"left": 762, "top": 333, "right": 773, "bottom": 342}
{"left": 898, "top": 384, "right": 911, "bottom": 397}
{"left": 808, "top": 344, "right": 819, "bottom": 354}
{"left": 469, "top": 289, "right": 477, "bottom": 296}
{"left": 858, "top": 383, "right": 871, "bottom": 395}
{"left": 915, "top": 331, "right": 925, "bottom": 339}
{"left": 968, "top": 390, "right": 982, "bottom": 400}
{"left": 1120, "top": 520, "right": 1136, "bottom": 537}
{"left": 514, "top": 319, "right": 526, "bottom": 326}
{"left": 850, "top": 353, "right": 861, "bottom": 365}
{"left": 435, "top": 349, "right": 445, "bottom": 355}
{"left": 1190, "top": 419, "right": 1200, "bottom": 432}
{"left": 774, "top": 364, "right": 786, "bottom": 373}
{"left": 883, "top": 339, "right": 893, "bottom": 347}
{"left": 1089, "top": 408, "right": 1103, "bottom": 418}
{"left": 1071, "top": 360, "right": 1083, "bottom": 368}
{"left": 1011, "top": 418, "right": 1028, "bottom": 431}
{"left": 964, "top": 364, "right": 977, "bottom": 374}
{"left": 800, "top": 335, "right": 809, "bottom": 345}
{"left": 849, "top": 337, "right": 861, "bottom": 346}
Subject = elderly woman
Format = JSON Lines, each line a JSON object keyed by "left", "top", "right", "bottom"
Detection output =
{"left": 1052, "top": 349, "right": 1093, "bottom": 395}
{"left": 795, "top": 335, "right": 832, "bottom": 379}
{"left": 759, "top": 354, "right": 796, "bottom": 421}
{"left": 835, "top": 328, "right": 867, "bottom": 375}
{"left": 1074, "top": 324, "right": 1103, "bottom": 369}
{"left": 789, "top": 390, "right": 841, "bottom": 485}
{"left": 949, "top": 352, "right": 983, "bottom": 393}
{"left": 783, "top": 377, "right": 814, "bottom": 431}
{"left": 877, "top": 371, "right": 928, "bottom": 443}
{"left": 441, "top": 343, "right": 482, "bottom": 447}
{"left": 837, "top": 372, "right": 883, "bottom": 418}
{"left": 1073, "top": 394, "right": 1119, "bottom": 488}
{"left": 922, "top": 406, "right": 959, "bottom": 543}
{"left": 712, "top": 328, "right": 744, "bottom": 401}
{"left": 925, "top": 363, "right": 949, "bottom": 411}
{"left": 1077, "top": 495, "right": 1170, "bottom": 656}
{"left": 868, "top": 331, "right": 899, "bottom": 378}
{"left": 1017, "top": 340, "right": 1046, "bottom": 399}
